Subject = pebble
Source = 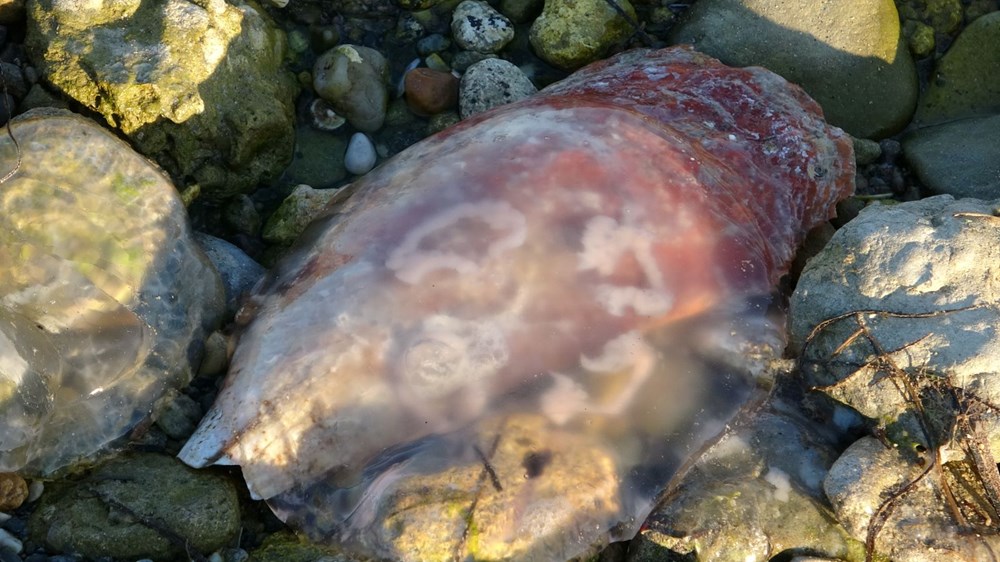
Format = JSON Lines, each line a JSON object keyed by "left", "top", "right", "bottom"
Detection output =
{"left": 0, "top": 474, "right": 26, "bottom": 512}
{"left": 313, "top": 45, "right": 389, "bottom": 132}
{"left": 344, "top": 132, "right": 377, "bottom": 175}
{"left": 529, "top": 0, "right": 635, "bottom": 70}
{"left": 458, "top": 57, "right": 537, "bottom": 118}
{"left": 450, "top": 0, "right": 514, "bottom": 54}
{"left": 0, "top": 528, "right": 21, "bottom": 554}
{"left": 262, "top": 184, "right": 342, "bottom": 245}
{"left": 416, "top": 33, "right": 451, "bottom": 56}
{"left": 404, "top": 68, "right": 460, "bottom": 116}
{"left": 194, "top": 233, "right": 267, "bottom": 318}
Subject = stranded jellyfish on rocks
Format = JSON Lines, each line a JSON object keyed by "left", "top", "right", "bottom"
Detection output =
{"left": 180, "top": 46, "right": 855, "bottom": 560}
{"left": 0, "top": 109, "right": 224, "bottom": 476}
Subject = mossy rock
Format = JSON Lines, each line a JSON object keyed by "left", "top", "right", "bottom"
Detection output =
{"left": 29, "top": 453, "right": 241, "bottom": 561}
{"left": 26, "top": 0, "right": 298, "bottom": 199}
{"left": 528, "top": 0, "right": 636, "bottom": 70}
{"left": 914, "top": 11, "right": 1000, "bottom": 125}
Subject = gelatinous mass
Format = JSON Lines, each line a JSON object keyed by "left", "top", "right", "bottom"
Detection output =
{"left": 180, "top": 46, "right": 855, "bottom": 560}
{"left": 0, "top": 109, "right": 224, "bottom": 475}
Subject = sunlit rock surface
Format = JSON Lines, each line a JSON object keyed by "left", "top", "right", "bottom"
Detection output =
{"left": 0, "top": 109, "right": 225, "bottom": 475}
{"left": 180, "top": 46, "right": 854, "bottom": 560}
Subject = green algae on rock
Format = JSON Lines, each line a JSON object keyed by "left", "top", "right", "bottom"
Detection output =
{"left": 0, "top": 109, "right": 225, "bottom": 476}
{"left": 529, "top": 0, "right": 636, "bottom": 70}
{"left": 913, "top": 10, "right": 1000, "bottom": 126}
{"left": 29, "top": 453, "right": 241, "bottom": 561}
{"left": 26, "top": 0, "right": 298, "bottom": 199}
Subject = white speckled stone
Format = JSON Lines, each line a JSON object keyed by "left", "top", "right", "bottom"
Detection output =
{"left": 451, "top": 0, "right": 514, "bottom": 54}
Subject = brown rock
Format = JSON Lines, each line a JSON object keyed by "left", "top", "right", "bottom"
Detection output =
{"left": 404, "top": 68, "right": 459, "bottom": 116}
{"left": 0, "top": 472, "right": 27, "bottom": 511}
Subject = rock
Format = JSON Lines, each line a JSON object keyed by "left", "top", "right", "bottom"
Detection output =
{"left": 902, "top": 18, "right": 936, "bottom": 57}
{"left": 223, "top": 194, "right": 263, "bottom": 238}
{"left": 451, "top": 50, "right": 495, "bottom": 72}
{"left": 26, "top": 0, "right": 298, "bottom": 200}
{"left": 404, "top": 67, "right": 460, "bottom": 116}
{"left": 262, "top": 184, "right": 343, "bottom": 245}
{"left": 344, "top": 132, "right": 377, "bottom": 175}
{"left": 450, "top": 0, "right": 514, "bottom": 54}
{"left": 635, "top": 381, "right": 856, "bottom": 561}
{"left": 247, "top": 532, "right": 355, "bottom": 562}
{"left": 669, "top": 0, "right": 918, "bottom": 139}
{"left": 903, "top": 114, "right": 1000, "bottom": 199}
{"left": 29, "top": 453, "right": 241, "bottom": 561}
{"left": 825, "top": 436, "right": 1000, "bottom": 560}
{"left": 153, "top": 390, "right": 203, "bottom": 441}
{"left": 0, "top": 473, "right": 27, "bottom": 511}
{"left": 852, "top": 137, "right": 882, "bottom": 166}
{"left": 313, "top": 45, "right": 389, "bottom": 133}
{"left": 179, "top": 46, "right": 853, "bottom": 561}
{"left": 458, "top": 57, "right": 537, "bottom": 118}
{"left": 279, "top": 126, "right": 349, "bottom": 189}
{"left": 529, "top": 0, "right": 635, "bottom": 70}
{"left": 790, "top": 196, "right": 1000, "bottom": 458}
{"left": 0, "top": 0, "right": 24, "bottom": 25}
{"left": 914, "top": 11, "right": 1000, "bottom": 125}
{"left": 416, "top": 33, "right": 451, "bottom": 56}
{"left": 896, "top": 0, "right": 963, "bottom": 36}
{"left": 499, "top": 0, "right": 543, "bottom": 23}
{"left": 194, "top": 233, "right": 267, "bottom": 318}
{"left": 0, "top": 109, "right": 224, "bottom": 476}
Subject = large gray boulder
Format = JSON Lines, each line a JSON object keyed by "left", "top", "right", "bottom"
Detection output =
{"left": 26, "top": 0, "right": 298, "bottom": 199}
{"left": 669, "top": 0, "right": 918, "bottom": 139}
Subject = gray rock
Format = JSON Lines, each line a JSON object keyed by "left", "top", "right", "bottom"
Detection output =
{"left": 499, "top": 0, "right": 543, "bottom": 23}
{"left": 635, "top": 381, "right": 856, "bottom": 561}
{"left": 29, "top": 454, "right": 241, "bottom": 561}
{"left": 903, "top": 114, "right": 1000, "bottom": 199}
{"left": 458, "top": 58, "right": 537, "bottom": 118}
{"left": 153, "top": 390, "right": 203, "bottom": 440}
{"left": 194, "top": 233, "right": 266, "bottom": 317}
{"left": 529, "top": 0, "right": 634, "bottom": 70}
{"left": 26, "top": 0, "right": 298, "bottom": 200}
{"left": 0, "top": 109, "right": 224, "bottom": 476}
{"left": 451, "top": 0, "right": 514, "bottom": 54}
{"left": 313, "top": 45, "right": 389, "bottom": 133}
{"left": 344, "top": 132, "right": 377, "bottom": 175}
{"left": 825, "top": 436, "right": 1000, "bottom": 560}
{"left": 790, "top": 196, "right": 1000, "bottom": 461}
{"left": 852, "top": 137, "right": 882, "bottom": 166}
{"left": 914, "top": 11, "right": 1000, "bottom": 126}
{"left": 223, "top": 194, "right": 263, "bottom": 238}
{"left": 669, "top": 0, "right": 918, "bottom": 138}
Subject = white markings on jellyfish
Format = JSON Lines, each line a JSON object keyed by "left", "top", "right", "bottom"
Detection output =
{"left": 541, "top": 331, "right": 655, "bottom": 424}
{"left": 399, "top": 315, "right": 509, "bottom": 399}
{"left": 577, "top": 215, "right": 672, "bottom": 317}
{"left": 386, "top": 200, "right": 527, "bottom": 284}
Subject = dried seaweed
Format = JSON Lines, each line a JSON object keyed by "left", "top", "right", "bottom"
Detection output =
{"left": 801, "top": 307, "right": 1000, "bottom": 561}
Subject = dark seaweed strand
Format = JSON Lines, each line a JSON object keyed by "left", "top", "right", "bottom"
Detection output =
{"left": 0, "top": 66, "right": 19, "bottom": 184}
{"left": 454, "top": 432, "right": 505, "bottom": 561}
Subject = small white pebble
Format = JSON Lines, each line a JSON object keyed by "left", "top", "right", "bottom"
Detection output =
{"left": 345, "top": 132, "right": 377, "bottom": 175}
{"left": 0, "top": 528, "right": 22, "bottom": 554}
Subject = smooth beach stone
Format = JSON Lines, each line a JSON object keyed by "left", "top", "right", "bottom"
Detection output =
{"left": 903, "top": 114, "right": 1000, "bottom": 199}
{"left": 0, "top": 109, "right": 225, "bottom": 476}
{"left": 669, "top": 0, "right": 918, "bottom": 139}
{"left": 180, "top": 46, "right": 854, "bottom": 561}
